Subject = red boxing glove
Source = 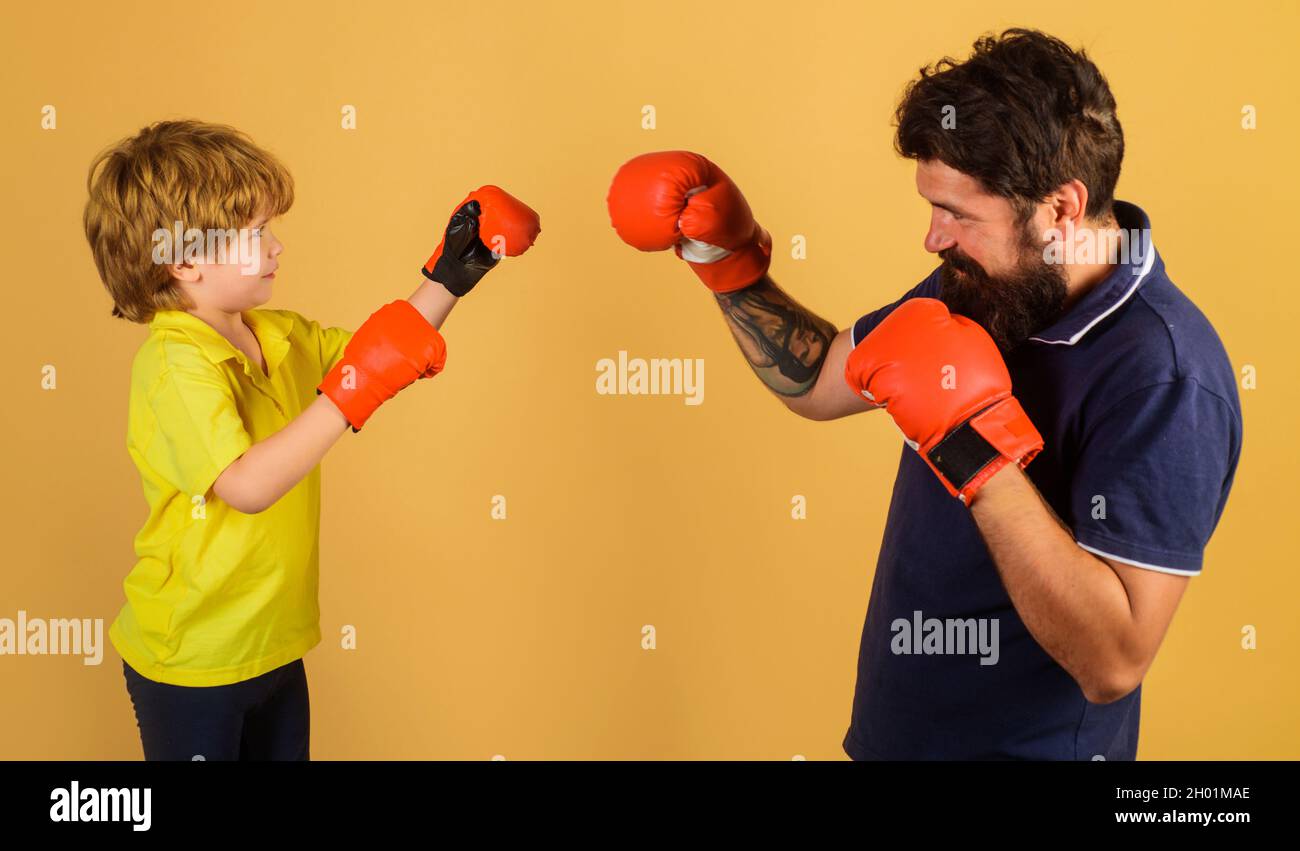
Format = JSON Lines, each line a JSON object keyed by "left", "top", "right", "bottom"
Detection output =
{"left": 844, "top": 298, "right": 1043, "bottom": 504}
{"left": 422, "top": 185, "right": 541, "bottom": 297}
{"left": 318, "top": 300, "right": 447, "bottom": 432}
{"left": 606, "top": 151, "right": 772, "bottom": 293}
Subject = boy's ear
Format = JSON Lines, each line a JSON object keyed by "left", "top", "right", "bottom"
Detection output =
{"left": 168, "top": 261, "right": 201, "bottom": 284}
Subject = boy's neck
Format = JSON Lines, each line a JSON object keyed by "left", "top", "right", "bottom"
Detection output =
{"left": 189, "top": 306, "right": 251, "bottom": 342}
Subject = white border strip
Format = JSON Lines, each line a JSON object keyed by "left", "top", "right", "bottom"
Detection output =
{"left": 1076, "top": 540, "right": 1200, "bottom": 576}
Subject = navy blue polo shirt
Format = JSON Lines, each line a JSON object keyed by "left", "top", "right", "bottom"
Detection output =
{"left": 843, "top": 201, "right": 1242, "bottom": 760}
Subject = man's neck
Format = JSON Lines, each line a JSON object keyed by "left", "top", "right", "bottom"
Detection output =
{"left": 1061, "top": 219, "right": 1124, "bottom": 313}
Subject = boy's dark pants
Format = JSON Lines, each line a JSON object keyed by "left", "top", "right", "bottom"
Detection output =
{"left": 123, "top": 658, "right": 310, "bottom": 761}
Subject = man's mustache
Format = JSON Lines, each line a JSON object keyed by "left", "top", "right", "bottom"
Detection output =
{"left": 940, "top": 249, "right": 983, "bottom": 277}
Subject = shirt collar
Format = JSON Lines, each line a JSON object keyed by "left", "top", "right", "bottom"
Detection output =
{"left": 148, "top": 308, "right": 294, "bottom": 376}
{"left": 1027, "top": 200, "right": 1160, "bottom": 346}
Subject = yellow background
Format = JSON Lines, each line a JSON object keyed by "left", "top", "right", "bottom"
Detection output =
{"left": 1, "top": 0, "right": 1295, "bottom": 759}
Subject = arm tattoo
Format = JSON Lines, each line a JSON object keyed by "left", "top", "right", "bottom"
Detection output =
{"left": 714, "top": 276, "right": 838, "bottom": 397}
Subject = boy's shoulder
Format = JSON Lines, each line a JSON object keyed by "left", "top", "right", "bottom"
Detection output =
{"left": 132, "top": 312, "right": 228, "bottom": 387}
{"left": 250, "top": 306, "right": 312, "bottom": 327}
{"left": 247, "top": 307, "right": 330, "bottom": 342}
{"left": 250, "top": 307, "right": 352, "bottom": 365}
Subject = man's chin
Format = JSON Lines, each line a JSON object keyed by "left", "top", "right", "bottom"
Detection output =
{"left": 939, "top": 267, "right": 1067, "bottom": 351}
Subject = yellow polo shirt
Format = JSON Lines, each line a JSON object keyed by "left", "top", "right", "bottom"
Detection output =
{"left": 110, "top": 308, "right": 351, "bottom": 686}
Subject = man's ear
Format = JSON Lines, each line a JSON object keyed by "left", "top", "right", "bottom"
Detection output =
{"left": 1047, "top": 179, "right": 1090, "bottom": 231}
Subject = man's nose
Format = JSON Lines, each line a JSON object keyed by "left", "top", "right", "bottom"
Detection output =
{"left": 924, "top": 211, "right": 956, "bottom": 254}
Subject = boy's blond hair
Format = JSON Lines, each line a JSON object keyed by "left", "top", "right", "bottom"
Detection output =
{"left": 83, "top": 119, "right": 295, "bottom": 323}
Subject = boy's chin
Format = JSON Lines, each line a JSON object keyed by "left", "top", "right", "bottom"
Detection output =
{"left": 245, "top": 282, "right": 273, "bottom": 307}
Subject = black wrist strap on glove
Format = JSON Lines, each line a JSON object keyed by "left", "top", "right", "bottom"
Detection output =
{"left": 926, "top": 406, "right": 1002, "bottom": 492}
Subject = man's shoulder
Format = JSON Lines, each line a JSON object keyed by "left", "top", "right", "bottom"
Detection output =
{"left": 851, "top": 269, "right": 943, "bottom": 346}
{"left": 1117, "top": 273, "right": 1235, "bottom": 392}
{"left": 1079, "top": 271, "right": 1241, "bottom": 426}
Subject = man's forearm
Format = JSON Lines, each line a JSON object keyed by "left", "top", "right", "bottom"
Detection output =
{"left": 713, "top": 275, "right": 838, "bottom": 397}
{"left": 968, "top": 464, "right": 1141, "bottom": 702}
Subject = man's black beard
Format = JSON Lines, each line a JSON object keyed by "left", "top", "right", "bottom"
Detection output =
{"left": 939, "top": 232, "right": 1068, "bottom": 353}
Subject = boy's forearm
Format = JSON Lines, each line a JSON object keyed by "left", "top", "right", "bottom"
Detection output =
{"left": 407, "top": 278, "right": 458, "bottom": 330}
{"left": 224, "top": 396, "right": 349, "bottom": 512}
{"left": 713, "top": 275, "right": 838, "bottom": 398}
{"left": 227, "top": 280, "right": 453, "bottom": 513}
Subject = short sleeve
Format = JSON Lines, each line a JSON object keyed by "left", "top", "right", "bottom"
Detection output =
{"left": 142, "top": 368, "right": 253, "bottom": 497}
{"left": 850, "top": 270, "right": 943, "bottom": 347}
{"left": 1070, "top": 379, "right": 1242, "bottom": 575}
{"left": 315, "top": 324, "right": 353, "bottom": 378}
{"left": 264, "top": 309, "right": 353, "bottom": 380}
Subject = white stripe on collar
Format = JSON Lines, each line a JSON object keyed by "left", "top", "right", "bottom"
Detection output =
{"left": 1028, "top": 237, "right": 1157, "bottom": 346}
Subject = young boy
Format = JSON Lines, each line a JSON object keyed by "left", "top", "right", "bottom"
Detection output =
{"left": 82, "top": 119, "right": 539, "bottom": 760}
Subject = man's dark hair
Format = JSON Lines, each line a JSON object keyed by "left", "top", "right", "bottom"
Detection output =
{"left": 895, "top": 28, "right": 1124, "bottom": 224}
